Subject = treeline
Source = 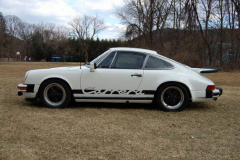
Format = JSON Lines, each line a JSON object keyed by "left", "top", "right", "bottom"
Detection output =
{"left": 116, "top": 0, "right": 240, "bottom": 67}
{"left": 0, "top": 13, "right": 125, "bottom": 62}
{"left": 0, "top": 0, "right": 240, "bottom": 67}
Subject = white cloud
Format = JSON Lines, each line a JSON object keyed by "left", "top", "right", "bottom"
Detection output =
{"left": 105, "top": 22, "right": 113, "bottom": 27}
{"left": 74, "top": 0, "right": 124, "bottom": 11}
{"left": 99, "top": 23, "right": 126, "bottom": 40}
{"left": 1, "top": 0, "right": 77, "bottom": 26}
{"left": 115, "top": 24, "right": 126, "bottom": 31}
{"left": 0, "top": 0, "right": 125, "bottom": 39}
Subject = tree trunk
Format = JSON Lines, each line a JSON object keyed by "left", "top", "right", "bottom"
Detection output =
{"left": 85, "top": 51, "right": 88, "bottom": 63}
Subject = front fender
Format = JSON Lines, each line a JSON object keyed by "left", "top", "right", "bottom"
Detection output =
{"left": 25, "top": 68, "right": 83, "bottom": 91}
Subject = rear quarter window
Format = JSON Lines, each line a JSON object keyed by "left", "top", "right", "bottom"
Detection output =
{"left": 145, "top": 56, "right": 173, "bottom": 69}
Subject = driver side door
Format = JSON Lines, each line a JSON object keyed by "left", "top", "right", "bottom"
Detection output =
{"left": 80, "top": 51, "right": 146, "bottom": 99}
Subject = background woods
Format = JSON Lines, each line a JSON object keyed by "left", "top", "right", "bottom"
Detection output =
{"left": 116, "top": 0, "right": 240, "bottom": 67}
{"left": 0, "top": 0, "right": 240, "bottom": 68}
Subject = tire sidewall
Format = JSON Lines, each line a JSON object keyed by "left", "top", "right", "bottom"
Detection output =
{"left": 39, "top": 79, "right": 71, "bottom": 108}
{"left": 156, "top": 83, "right": 189, "bottom": 112}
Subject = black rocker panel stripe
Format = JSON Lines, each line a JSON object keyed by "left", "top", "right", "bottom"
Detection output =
{"left": 72, "top": 90, "right": 83, "bottom": 94}
{"left": 142, "top": 90, "right": 155, "bottom": 95}
{"left": 74, "top": 97, "right": 153, "bottom": 100}
{"left": 72, "top": 90, "right": 155, "bottom": 95}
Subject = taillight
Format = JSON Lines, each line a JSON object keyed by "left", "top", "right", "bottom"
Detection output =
{"left": 206, "top": 85, "right": 215, "bottom": 90}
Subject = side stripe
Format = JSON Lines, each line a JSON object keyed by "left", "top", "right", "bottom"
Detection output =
{"left": 72, "top": 90, "right": 155, "bottom": 95}
{"left": 72, "top": 90, "right": 83, "bottom": 94}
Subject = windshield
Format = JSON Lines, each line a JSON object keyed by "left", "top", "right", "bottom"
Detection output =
{"left": 91, "top": 50, "right": 110, "bottom": 64}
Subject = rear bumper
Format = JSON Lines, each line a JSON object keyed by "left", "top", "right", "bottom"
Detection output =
{"left": 206, "top": 87, "right": 223, "bottom": 98}
{"left": 191, "top": 87, "right": 223, "bottom": 102}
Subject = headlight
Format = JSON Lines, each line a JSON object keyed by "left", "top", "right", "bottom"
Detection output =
{"left": 25, "top": 71, "right": 31, "bottom": 81}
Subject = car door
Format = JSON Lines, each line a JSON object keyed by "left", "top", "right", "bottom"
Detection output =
{"left": 80, "top": 51, "right": 146, "bottom": 98}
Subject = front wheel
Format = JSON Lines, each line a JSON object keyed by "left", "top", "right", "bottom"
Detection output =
{"left": 39, "top": 79, "right": 71, "bottom": 108}
{"left": 156, "top": 83, "right": 189, "bottom": 112}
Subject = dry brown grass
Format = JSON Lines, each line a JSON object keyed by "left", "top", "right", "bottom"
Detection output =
{"left": 0, "top": 62, "right": 240, "bottom": 160}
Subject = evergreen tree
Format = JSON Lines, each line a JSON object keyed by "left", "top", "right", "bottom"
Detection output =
{"left": 30, "top": 31, "right": 44, "bottom": 60}
{"left": 0, "top": 12, "right": 6, "bottom": 57}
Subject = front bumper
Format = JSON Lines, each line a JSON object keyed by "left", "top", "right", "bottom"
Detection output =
{"left": 17, "top": 83, "right": 38, "bottom": 98}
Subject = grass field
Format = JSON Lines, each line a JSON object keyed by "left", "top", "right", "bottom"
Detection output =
{"left": 0, "top": 62, "right": 240, "bottom": 159}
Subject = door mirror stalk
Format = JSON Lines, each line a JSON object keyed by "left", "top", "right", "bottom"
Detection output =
{"left": 90, "top": 62, "right": 97, "bottom": 72}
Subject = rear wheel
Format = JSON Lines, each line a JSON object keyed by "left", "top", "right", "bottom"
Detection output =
{"left": 156, "top": 83, "right": 189, "bottom": 112}
{"left": 39, "top": 79, "right": 71, "bottom": 108}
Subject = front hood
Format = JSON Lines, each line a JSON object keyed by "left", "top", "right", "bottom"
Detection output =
{"left": 29, "top": 66, "right": 88, "bottom": 72}
{"left": 25, "top": 66, "right": 88, "bottom": 85}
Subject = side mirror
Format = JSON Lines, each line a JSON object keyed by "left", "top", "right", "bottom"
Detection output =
{"left": 90, "top": 62, "right": 97, "bottom": 72}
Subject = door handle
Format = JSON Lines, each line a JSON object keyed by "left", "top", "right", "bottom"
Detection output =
{"left": 131, "top": 73, "right": 142, "bottom": 77}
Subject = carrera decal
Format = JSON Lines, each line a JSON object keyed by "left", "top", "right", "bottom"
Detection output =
{"left": 72, "top": 88, "right": 155, "bottom": 95}
{"left": 83, "top": 87, "right": 144, "bottom": 95}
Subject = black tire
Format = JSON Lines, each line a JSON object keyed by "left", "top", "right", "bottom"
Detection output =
{"left": 156, "top": 83, "right": 189, "bottom": 112}
{"left": 39, "top": 79, "right": 71, "bottom": 108}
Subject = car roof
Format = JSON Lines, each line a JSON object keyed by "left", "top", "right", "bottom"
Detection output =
{"left": 109, "top": 47, "right": 159, "bottom": 56}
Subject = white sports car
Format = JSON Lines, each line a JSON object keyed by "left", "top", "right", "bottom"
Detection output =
{"left": 18, "top": 47, "right": 222, "bottom": 111}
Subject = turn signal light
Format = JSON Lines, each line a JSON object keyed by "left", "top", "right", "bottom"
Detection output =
{"left": 206, "top": 85, "right": 215, "bottom": 91}
{"left": 18, "top": 87, "right": 27, "bottom": 91}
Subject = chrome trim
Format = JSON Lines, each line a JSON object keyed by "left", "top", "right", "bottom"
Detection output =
{"left": 142, "top": 55, "right": 149, "bottom": 69}
{"left": 95, "top": 50, "right": 175, "bottom": 70}
{"left": 109, "top": 52, "right": 117, "bottom": 68}
{"left": 96, "top": 51, "right": 111, "bottom": 66}
{"left": 97, "top": 52, "right": 116, "bottom": 68}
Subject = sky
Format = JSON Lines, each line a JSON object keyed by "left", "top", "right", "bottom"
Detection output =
{"left": 0, "top": 0, "right": 126, "bottom": 39}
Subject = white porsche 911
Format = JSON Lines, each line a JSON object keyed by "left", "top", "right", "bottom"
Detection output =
{"left": 18, "top": 47, "right": 222, "bottom": 111}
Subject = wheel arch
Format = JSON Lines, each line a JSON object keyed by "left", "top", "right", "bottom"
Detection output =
{"left": 38, "top": 78, "right": 73, "bottom": 98}
{"left": 154, "top": 81, "right": 192, "bottom": 101}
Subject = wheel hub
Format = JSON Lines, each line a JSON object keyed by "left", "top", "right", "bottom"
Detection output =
{"left": 44, "top": 83, "right": 66, "bottom": 106}
{"left": 161, "top": 86, "right": 184, "bottom": 109}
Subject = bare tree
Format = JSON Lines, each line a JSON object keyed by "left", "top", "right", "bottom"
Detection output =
{"left": 191, "top": 0, "right": 217, "bottom": 65}
{"left": 217, "top": 0, "right": 225, "bottom": 65}
{"left": 0, "top": 12, "right": 6, "bottom": 58}
{"left": 116, "top": 0, "right": 172, "bottom": 51}
{"left": 35, "top": 22, "right": 55, "bottom": 59}
{"left": 231, "top": 0, "right": 240, "bottom": 28}
{"left": 226, "top": 0, "right": 240, "bottom": 64}
{"left": 69, "top": 14, "right": 106, "bottom": 62}
{"left": 5, "top": 15, "right": 23, "bottom": 58}
{"left": 51, "top": 25, "right": 71, "bottom": 55}
{"left": 5, "top": 15, "right": 22, "bottom": 37}
{"left": 17, "top": 21, "right": 36, "bottom": 57}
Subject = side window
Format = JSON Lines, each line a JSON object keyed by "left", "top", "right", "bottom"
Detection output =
{"left": 98, "top": 52, "right": 115, "bottom": 68}
{"left": 111, "top": 52, "right": 146, "bottom": 69}
{"left": 145, "top": 56, "right": 173, "bottom": 69}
